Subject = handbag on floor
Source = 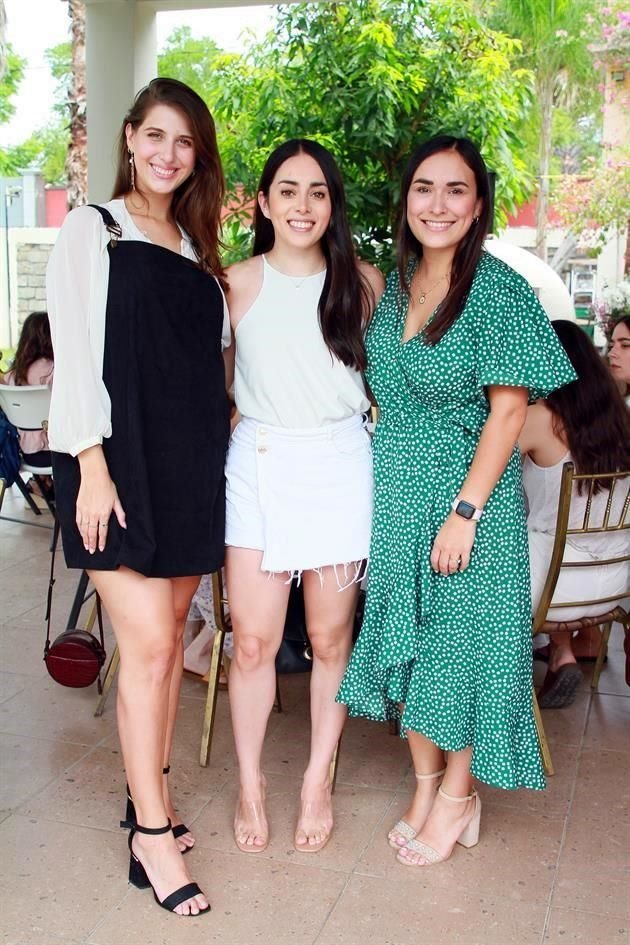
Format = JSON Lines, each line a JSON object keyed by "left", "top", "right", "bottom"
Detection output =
{"left": 43, "top": 521, "right": 106, "bottom": 690}
{"left": 274, "top": 578, "right": 366, "bottom": 674}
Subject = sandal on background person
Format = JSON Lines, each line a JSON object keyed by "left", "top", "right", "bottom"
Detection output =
{"left": 538, "top": 663, "right": 583, "bottom": 709}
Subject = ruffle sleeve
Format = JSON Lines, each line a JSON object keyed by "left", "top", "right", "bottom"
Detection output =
{"left": 473, "top": 254, "right": 576, "bottom": 403}
{"left": 46, "top": 206, "right": 112, "bottom": 456}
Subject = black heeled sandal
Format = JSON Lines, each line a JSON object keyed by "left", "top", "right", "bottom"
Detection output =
{"left": 125, "top": 765, "right": 193, "bottom": 853}
{"left": 120, "top": 819, "right": 210, "bottom": 915}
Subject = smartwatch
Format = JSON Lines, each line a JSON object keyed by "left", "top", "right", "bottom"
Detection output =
{"left": 451, "top": 498, "right": 484, "bottom": 522}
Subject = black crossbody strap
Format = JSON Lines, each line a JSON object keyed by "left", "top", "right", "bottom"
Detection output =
{"left": 88, "top": 203, "right": 123, "bottom": 240}
{"left": 44, "top": 521, "right": 105, "bottom": 654}
{"left": 44, "top": 518, "right": 61, "bottom": 654}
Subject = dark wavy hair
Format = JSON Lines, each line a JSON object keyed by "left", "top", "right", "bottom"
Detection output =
{"left": 112, "top": 77, "right": 225, "bottom": 277}
{"left": 397, "top": 134, "right": 490, "bottom": 345}
{"left": 13, "top": 311, "right": 53, "bottom": 385}
{"left": 252, "top": 139, "right": 371, "bottom": 372}
{"left": 547, "top": 320, "right": 630, "bottom": 493}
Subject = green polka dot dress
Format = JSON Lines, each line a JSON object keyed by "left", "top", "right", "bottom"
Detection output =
{"left": 337, "top": 252, "right": 576, "bottom": 791}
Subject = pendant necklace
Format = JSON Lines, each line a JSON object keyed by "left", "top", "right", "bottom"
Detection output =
{"left": 415, "top": 271, "right": 450, "bottom": 304}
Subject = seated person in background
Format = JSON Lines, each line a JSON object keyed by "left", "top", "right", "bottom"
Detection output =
{"left": 608, "top": 316, "right": 630, "bottom": 406}
{"left": 1, "top": 311, "right": 54, "bottom": 470}
{"left": 183, "top": 573, "right": 232, "bottom": 684}
{"left": 520, "top": 320, "right": 630, "bottom": 708}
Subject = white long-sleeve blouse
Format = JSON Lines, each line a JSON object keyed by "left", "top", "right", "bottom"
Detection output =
{"left": 46, "top": 198, "right": 231, "bottom": 457}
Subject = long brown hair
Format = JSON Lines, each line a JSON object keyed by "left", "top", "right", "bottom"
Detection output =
{"left": 13, "top": 311, "right": 53, "bottom": 385}
{"left": 547, "top": 320, "right": 630, "bottom": 493}
{"left": 397, "top": 135, "right": 490, "bottom": 345}
{"left": 112, "top": 77, "right": 225, "bottom": 277}
{"left": 253, "top": 139, "right": 370, "bottom": 372}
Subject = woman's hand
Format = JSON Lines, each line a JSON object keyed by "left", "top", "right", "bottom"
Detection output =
{"left": 76, "top": 445, "right": 126, "bottom": 553}
{"left": 430, "top": 512, "right": 477, "bottom": 575}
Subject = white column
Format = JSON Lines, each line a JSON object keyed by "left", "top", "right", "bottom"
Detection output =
{"left": 85, "top": 1, "right": 157, "bottom": 201}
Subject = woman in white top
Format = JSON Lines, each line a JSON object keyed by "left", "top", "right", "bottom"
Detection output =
{"left": 520, "top": 320, "right": 630, "bottom": 707}
{"left": 2, "top": 311, "right": 54, "bottom": 463}
{"left": 47, "top": 79, "right": 232, "bottom": 917}
{"left": 225, "top": 139, "right": 384, "bottom": 855}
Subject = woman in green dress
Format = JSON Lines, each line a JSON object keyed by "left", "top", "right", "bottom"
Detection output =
{"left": 337, "top": 135, "right": 575, "bottom": 867}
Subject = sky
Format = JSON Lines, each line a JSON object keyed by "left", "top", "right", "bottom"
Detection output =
{"left": 0, "top": 0, "right": 273, "bottom": 147}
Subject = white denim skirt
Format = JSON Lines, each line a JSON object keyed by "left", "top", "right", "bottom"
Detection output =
{"left": 225, "top": 414, "right": 373, "bottom": 581}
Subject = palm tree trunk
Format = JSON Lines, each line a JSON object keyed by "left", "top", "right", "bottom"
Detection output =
{"left": 0, "top": 0, "right": 7, "bottom": 77}
{"left": 65, "top": 0, "right": 87, "bottom": 209}
{"left": 535, "top": 76, "right": 553, "bottom": 262}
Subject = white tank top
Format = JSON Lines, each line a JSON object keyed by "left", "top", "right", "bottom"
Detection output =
{"left": 234, "top": 255, "right": 370, "bottom": 427}
{"left": 522, "top": 452, "right": 628, "bottom": 558}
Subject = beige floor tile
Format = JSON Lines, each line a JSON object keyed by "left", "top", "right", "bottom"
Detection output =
{"left": 0, "top": 732, "right": 91, "bottom": 817}
{"left": 0, "top": 675, "right": 117, "bottom": 744}
{"left": 17, "top": 744, "right": 127, "bottom": 829}
{"left": 0, "top": 671, "right": 30, "bottom": 704}
{"left": 480, "top": 740, "right": 578, "bottom": 816}
{"left": 552, "top": 861, "right": 630, "bottom": 919}
{"left": 571, "top": 749, "right": 630, "bottom": 825}
{"left": 538, "top": 691, "right": 590, "bottom": 747}
{"left": 584, "top": 694, "right": 630, "bottom": 753}
{"left": 317, "top": 873, "right": 547, "bottom": 945}
{"left": 258, "top": 711, "right": 409, "bottom": 789}
{"left": 0, "top": 523, "right": 52, "bottom": 570}
{"left": 192, "top": 771, "right": 393, "bottom": 873}
{"left": 356, "top": 797, "right": 562, "bottom": 903}
{"left": 544, "top": 908, "right": 629, "bottom": 945}
{"left": 0, "top": 625, "right": 50, "bottom": 677}
{"left": 561, "top": 812, "right": 630, "bottom": 871}
{"left": 332, "top": 717, "right": 410, "bottom": 789}
{"left": 0, "top": 814, "right": 128, "bottom": 945}
{"left": 582, "top": 652, "right": 630, "bottom": 698}
{"left": 87, "top": 848, "right": 348, "bottom": 945}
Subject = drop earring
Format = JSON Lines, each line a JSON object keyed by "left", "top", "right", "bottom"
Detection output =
{"left": 472, "top": 215, "right": 480, "bottom": 224}
{"left": 128, "top": 149, "right": 136, "bottom": 191}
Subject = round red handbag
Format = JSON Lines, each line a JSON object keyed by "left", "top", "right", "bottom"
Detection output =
{"left": 43, "top": 522, "right": 107, "bottom": 690}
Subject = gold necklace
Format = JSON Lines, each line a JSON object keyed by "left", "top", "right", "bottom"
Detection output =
{"left": 415, "top": 271, "right": 450, "bottom": 305}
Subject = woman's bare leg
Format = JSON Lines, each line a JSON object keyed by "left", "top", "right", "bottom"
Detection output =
{"left": 295, "top": 567, "right": 359, "bottom": 850}
{"left": 389, "top": 730, "right": 445, "bottom": 845}
{"left": 161, "top": 574, "right": 201, "bottom": 852}
{"left": 89, "top": 567, "right": 207, "bottom": 915}
{"left": 226, "top": 547, "right": 290, "bottom": 850}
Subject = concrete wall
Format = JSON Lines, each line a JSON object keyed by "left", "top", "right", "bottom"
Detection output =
{"left": 0, "top": 229, "right": 57, "bottom": 350}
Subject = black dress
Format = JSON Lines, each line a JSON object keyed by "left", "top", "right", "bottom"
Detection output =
{"left": 52, "top": 205, "right": 230, "bottom": 578}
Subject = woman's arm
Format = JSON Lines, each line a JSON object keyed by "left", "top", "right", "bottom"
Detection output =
{"left": 47, "top": 207, "right": 125, "bottom": 553}
{"left": 430, "top": 385, "right": 528, "bottom": 575}
{"left": 47, "top": 207, "right": 112, "bottom": 456}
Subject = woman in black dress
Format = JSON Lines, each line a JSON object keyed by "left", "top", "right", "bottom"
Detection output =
{"left": 47, "top": 79, "right": 230, "bottom": 916}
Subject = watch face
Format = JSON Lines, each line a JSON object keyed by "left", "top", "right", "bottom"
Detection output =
{"left": 456, "top": 500, "right": 476, "bottom": 520}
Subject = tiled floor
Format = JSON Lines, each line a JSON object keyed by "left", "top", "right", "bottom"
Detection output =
{"left": 1, "top": 488, "right": 629, "bottom": 945}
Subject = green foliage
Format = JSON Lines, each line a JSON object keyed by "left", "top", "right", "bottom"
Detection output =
{"left": 0, "top": 39, "right": 70, "bottom": 184}
{"left": 479, "top": 0, "right": 602, "bottom": 173}
{"left": 158, "top": 26, "right": 224, "bottom": 98}
{"left": 0, "top": 119, "right": 68, "bottom": 183}
{"left": 45, "top": 42, "right": 72, "bottom": 119}
{"left": 554, "top": 148, "right": 630, "bottom": 251}
{"left": 221, "top": 215, "right": 254, "bottom": 267}
{"left": 208, "top": 0, "right": 534, "bottom": 268}
{"left": 0, "top": 43, "right": 25, "bottom": 124}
